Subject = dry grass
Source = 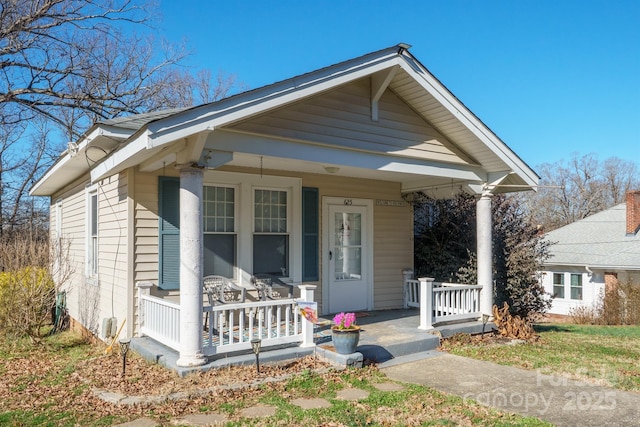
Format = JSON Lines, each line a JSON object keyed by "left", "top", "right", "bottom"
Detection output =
{"left": 0, "top": 330, "right": 551, "bottom": 426}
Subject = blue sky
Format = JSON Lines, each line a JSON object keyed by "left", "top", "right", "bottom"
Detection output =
{"left": 159, "top": 0, "right": 639, "bottom": 170}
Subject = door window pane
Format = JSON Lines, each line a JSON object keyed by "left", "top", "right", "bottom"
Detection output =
{"left": 334, "top": 212, "right": 362, "bottom": 281}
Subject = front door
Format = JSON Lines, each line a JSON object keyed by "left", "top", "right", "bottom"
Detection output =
{"left": 324, "top": 198, "right": 373, "bottom": 313}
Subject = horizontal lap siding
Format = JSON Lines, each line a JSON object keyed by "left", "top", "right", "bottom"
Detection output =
{"left": 95, "top": 173, "right": 129, "bottom": 335}
{"left": 299, "top": 173, "right": 413, "bottom": 311}
{"left": 132, "top": 167, "right": 413, "bottom": 312}
{"left": 230, "top": 79, "right": 471, "bottom": 165}
{"left": 51, "top": 173, "right": 130, "bottom": 337}
{"left": 53, "top": 181, "right": 88, "bottom": 324}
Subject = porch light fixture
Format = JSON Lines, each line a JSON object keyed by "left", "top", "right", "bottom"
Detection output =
{"left": 481, "top": 314, "right": 490, "bottom": 339}
{"left": 323, "top": 166, "right": 340, "bottom": 174}
{"left": 119, "top": 338, "right": 131, "bottom": 377}
{"left": 250, "top": 338, "right": 262, "bottom": 374}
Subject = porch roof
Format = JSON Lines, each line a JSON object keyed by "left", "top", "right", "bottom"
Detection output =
{"left": 31, "top": 44, "right": 538, "bottom": 197}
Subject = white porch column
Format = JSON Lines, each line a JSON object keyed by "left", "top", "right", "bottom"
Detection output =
{"left": 477, "top": 191, "right": 493, "bottom": 317}
{"left": 176, "top": 164, "right": 206, "bottom": 367}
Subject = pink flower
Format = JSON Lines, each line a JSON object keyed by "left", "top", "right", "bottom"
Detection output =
{"left": 333, "top": 312, "right": 357, "bottom": 329}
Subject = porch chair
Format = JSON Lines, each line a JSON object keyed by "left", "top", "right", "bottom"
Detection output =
{"left": 202, "top": 275, "right": 246, "bottom": 330}
{"left": 250, "top": 273, "right": 295, "bottom": 300}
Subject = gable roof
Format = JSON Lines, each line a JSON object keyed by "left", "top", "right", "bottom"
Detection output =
{"left": 31, "top": 44, "right": 538, "bottom": 197}
{"left": 544, "top": 204, "right": 640, "bottom": 271}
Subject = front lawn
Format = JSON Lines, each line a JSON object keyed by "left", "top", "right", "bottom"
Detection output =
{"left": 443, "top": 323, "right": 640, "bottom": 392}
{"left": 0, "top": 331, "right": 550, "bottom": 426}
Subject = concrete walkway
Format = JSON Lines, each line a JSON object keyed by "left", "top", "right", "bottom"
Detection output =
{"left": 381, "top": 352, "right": 639, "bottom": 427}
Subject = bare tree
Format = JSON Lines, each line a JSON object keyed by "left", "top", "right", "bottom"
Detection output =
{"left": 0, "top": 0, "right": 192, "bottom": 137}
{"left": 522, "top": 153, "right": 640, "bottom": 231}
{"left": 0, "top": 0, "right": 244, "bottom": 233}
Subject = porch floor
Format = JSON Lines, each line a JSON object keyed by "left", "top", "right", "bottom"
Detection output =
{"left": 131, "top": 309, "right": 494, "bottom": 377}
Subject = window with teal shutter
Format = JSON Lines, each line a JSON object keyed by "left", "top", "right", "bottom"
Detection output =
{"left": 302, "top": 187, "right": 319, "bottom": 281}
{"left": 159, "top": 177, "right": 180, "bottom": 290}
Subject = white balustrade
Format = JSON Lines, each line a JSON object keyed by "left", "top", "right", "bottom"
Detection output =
{"left": 412, "top": 276, "right": 482, "bottom": 330}
{"left": 138, "top": 293, "right": 181, "bottom": 350}
{"left": 137, "top": 286, "right": 316, "bottom": 357}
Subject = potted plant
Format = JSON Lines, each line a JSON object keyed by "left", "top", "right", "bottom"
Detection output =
{"left": 331, "top": 312, "right": 360, "bottom": 354}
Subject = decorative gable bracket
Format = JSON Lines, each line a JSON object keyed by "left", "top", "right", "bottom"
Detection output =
{"left": 371, "top": 66, "right": 399, "bottom": 121}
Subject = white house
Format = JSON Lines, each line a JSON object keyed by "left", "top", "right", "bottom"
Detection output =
{"left": 31, "top": 44, "right": 538, "bottom": 366}
{"left": 541, "top": 191, "right": 640, "bottom": 315}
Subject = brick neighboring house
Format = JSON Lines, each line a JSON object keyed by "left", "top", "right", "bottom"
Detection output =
{"left": 541, "top": 191, "right": 640, "bottom": 315}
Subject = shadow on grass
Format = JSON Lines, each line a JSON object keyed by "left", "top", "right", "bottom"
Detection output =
{"left": 533, "top": 324, "right": 577, "bottom": 333}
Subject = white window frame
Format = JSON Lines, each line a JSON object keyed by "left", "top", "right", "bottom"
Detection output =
{"left": 252, "top": 186, "right": 291, "bottom": 277}
{"left": 85, "top": 184, "right": 99, "bottom": 284}
{"left": 203, "top": 184, "right": 238, "bottom": 279}
{"left": 551, "top": 272, "right": 583, "bottom": 301}
{"left": 203, "top": 171, "right": 301, "bottom": 286}
{"left": 552, "top": 273, "right": 565, "bottom": 299}
{"left": 570, "top": 273, "right": 583, "bottom": 300}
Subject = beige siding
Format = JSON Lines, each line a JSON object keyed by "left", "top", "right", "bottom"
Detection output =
{"left": 229, "top": 79, "right": 472, "bottom": 165}
{"left": 300, "top": 172, "right": 413, "bottom": 311}
{"left": 131, "top": 166, "right": 413, "bottom": 312}
{"left": 50, "top": 173, "right": 131, "bottom": 339}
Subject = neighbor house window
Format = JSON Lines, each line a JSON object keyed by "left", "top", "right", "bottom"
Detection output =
{"left": 553, "top": 273, "right": 565, "bottom": 299}
{"left": 253, "top": 189, "right": 289, "bottom": 276}
{"left": 203, "top": 186, "right": 236, "bottom": 278}
{"left": 86, "top": 186, "right": 98, "bottom": 280}
{"left": 570, "top": 274, "right": 582, "bottom": 300}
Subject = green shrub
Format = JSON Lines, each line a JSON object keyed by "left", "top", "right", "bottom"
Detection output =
{"left": 0, "top": 267, "right": 56, "bottom": 339}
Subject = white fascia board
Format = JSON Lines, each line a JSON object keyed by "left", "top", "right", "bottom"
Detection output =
{"left": 208, "top": 130, "right": 484, "bottom": 182}
{"left": 30, "top": 124, "right": 134, "bottom": 196}
{"left": 90, "top": 130, "right": 150, "bottom": 182}
{"left": 145, "top": 55, "right": 402, "bottom": 149}
{"left": 397, "top": 55, "right": 539, "bottom": 188}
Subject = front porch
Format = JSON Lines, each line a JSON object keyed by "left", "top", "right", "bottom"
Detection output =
{"left": 131, "top": 308, "right": 493, "bottom": 376}
{"left": 133, "top": 274, "right": 489, "bottom": 374}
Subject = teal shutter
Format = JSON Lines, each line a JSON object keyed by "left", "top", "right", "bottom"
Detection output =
{"left": 302, "top": 187, "right": 319, "bottom": 281}
{"left": 159, "top": 177, "right": 180, "bottom": 290}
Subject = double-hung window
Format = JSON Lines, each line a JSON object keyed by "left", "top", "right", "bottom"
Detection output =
{"left": 552, "top": 273, "right": 565, "bottom": 299}
{"left": 203, "top": 186, "right": 236, "bottom": 278}
{"left": 86, "top": 185, "right": 98, "bottom": 281}
{"left": 570, "top": 274, "right": 582, "bottom": 300}
{"left": 253, "top": 189, "right": 289, "bottom": 277}
{"left": 551, "top": 272, "right": 583, "bottom": 300}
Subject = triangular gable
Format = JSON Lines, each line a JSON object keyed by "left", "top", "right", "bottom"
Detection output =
{"left": 32, "top": 44, "right": 539, "bottom": 197}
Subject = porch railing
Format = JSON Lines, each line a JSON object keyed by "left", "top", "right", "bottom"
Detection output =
{"left": 138, "top": 292, "right": 181, "bottom": 350}
{"left": 136, "top": 283, "right": 315, "bottom": 357}
{"left": 403, "top": 275, "right": 482, "bottom": 329}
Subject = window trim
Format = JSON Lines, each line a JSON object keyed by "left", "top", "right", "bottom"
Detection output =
{"left": 570, "top": 273, "right": 583, "bottom": 300}
{"left": 85, "top": 184, "right": 99, "bottom": 284}
{"left": 550, "top": 272, "right": 583, "bottom": 301}
{"left": 552, "top": 273, "right": 565, "bottom": 299}
{"left": 203, "top": 171, "right": 301, "bottom": 286}
{"left": 203, "top": 184, "right": 238, "bottom": 279}
{"left": 252, "top": 187, "right": 291, "bottom": 277}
